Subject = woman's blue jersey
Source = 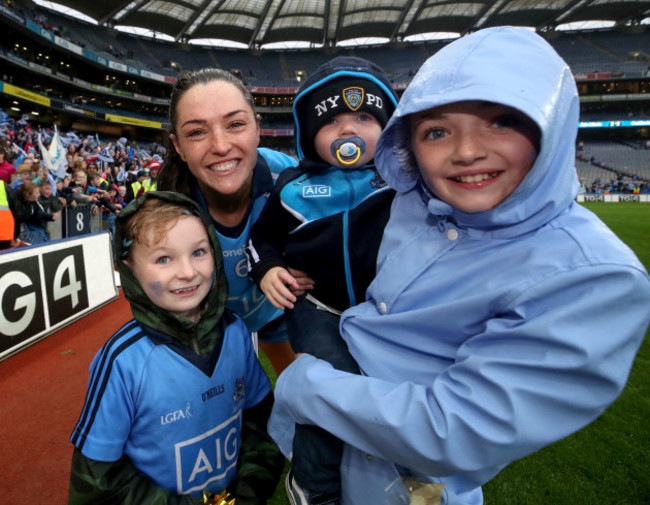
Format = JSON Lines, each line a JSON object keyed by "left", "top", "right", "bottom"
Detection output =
{"left": 195, "top": 148, "right": 297, "bottom": 333}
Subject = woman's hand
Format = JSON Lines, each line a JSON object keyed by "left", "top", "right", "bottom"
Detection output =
{"left": 287, "top": 267, "right": 315, "bottom": 296}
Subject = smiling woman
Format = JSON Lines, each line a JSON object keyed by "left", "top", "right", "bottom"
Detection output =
{"left": 157, "top": 68, "right": 300, "bottom": 376}
{"left": 168, "top": 78, "right": 261, "bottom": 223}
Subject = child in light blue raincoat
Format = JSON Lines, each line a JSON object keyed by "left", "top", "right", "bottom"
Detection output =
{"left": 269, "top": 26, "right": 650, "bottom": 505}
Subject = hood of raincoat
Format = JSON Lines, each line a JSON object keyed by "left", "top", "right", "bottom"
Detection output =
{"left": 376, "top": 26, "right": 580, "bottom": 236}
{"left": 113, "top": 191, "right": 229, "bottom": 354}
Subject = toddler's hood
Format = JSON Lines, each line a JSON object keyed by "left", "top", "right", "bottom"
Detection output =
{"left": 114, "top": 191, "right": 229, "bottom": 351}
{"left": 294, "top": 56, "right": 399, "bottom": 162}
{"left": 376, "top": 26, "right": 580, "bottom": 235}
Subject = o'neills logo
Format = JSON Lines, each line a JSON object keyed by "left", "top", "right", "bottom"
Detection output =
{"left": 343, "top": 87, "right": 364, "bottom": 111}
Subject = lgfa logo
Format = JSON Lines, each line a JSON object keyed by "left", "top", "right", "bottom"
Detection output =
{"left": 303, "top": 185, "right": 331, "bottom": 198}
{"left": 161, "top": 402, "right": 192, "bottom": 425}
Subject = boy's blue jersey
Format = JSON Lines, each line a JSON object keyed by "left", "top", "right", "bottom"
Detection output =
{"left": 70, "top": 315, "right": 271, "bottom": 498}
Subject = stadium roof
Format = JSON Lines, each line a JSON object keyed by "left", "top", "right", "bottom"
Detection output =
{"left": 38, "top": 0, "right": 650, "bottom": 49}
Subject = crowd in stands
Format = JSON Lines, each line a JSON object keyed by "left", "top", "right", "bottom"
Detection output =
{"left": 1, "top": 106, "right": 649, "bottom": 251}
{"left": 0, "top": 111, "right": 165, "bottom": 248}
{"left": 578, "top": 174, "right": 650, "bottom": 195}
{"left": 576, "top": 145, "right": 650, "bottom": 194}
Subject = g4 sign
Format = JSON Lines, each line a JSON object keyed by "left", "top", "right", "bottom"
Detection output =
{"left": 0, "top": 256, "right": 44, "bottom": 344}
{"left": 0, "top": 245, "right": 89, "bottom": 353}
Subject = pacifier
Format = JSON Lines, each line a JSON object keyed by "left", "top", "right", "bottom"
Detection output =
{"left": 330, "top": 136, "right": 366, "bottom": 165}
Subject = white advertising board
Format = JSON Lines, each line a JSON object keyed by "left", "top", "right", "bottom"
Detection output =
{"left": 0, "top": 232, "right": 118, "bottom": 361}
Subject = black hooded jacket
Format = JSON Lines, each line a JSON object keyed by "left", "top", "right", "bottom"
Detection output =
{"left": 247, "top": 57, "right": 399, "bottom": 312}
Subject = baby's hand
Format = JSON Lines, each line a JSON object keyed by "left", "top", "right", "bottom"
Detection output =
{"left": 260, "top": 267, "right": 299, "bottom": 310}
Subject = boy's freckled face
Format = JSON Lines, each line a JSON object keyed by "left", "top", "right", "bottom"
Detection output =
{"left": 314, "top": 111, "right": 382, "bottom": 168}
{"left": 125, "top": 215, "right": 215, "bottom": 323}
{"left": 411, "top": 100, "right": 540, "bottom": 214}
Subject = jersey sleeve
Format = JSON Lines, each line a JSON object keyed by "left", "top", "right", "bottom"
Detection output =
{"left": 257, "top": 147, "right": 298, "bottom": 179}
{"left": 70, "top": 341, "right": 141, "bottom": 462}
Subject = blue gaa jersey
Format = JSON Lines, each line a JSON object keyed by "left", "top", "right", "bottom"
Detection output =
{"left": 219, "top": 148, "right": 296, "bottom": 333}
{"left": 218, "top": 202, "right": 281, "bottom": 333}
{"left": 70, "top": 316, "right": 271, "bottom": 498}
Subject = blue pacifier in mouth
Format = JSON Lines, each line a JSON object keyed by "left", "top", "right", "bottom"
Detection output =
{"left": 330, "top": 136, "right": 366, "bottom": 165}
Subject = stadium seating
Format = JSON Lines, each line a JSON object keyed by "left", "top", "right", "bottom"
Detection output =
{"left": 1, "top": 2, "right": 649, "bottom": 176}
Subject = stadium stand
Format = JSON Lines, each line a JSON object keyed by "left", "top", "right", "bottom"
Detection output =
{"left": 0, "top": 1, "right": 648, "bottom": 178}
{"left": 580, "top": 141, "right": 650, "bottom": 181}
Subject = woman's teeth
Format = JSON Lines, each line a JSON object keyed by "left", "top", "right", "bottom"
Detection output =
{"left": 209, "top": 160, "right": 238, "bottom": 172}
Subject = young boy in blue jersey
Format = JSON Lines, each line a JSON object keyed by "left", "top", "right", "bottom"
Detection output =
{"left": 69, "top": 191, "right": 283, "bottom": 505}
{"left": 267, "top": 27, "right": 650, "bottom": 505}
{"left": 246, "top": 56, "right": 399, "bottom": 505}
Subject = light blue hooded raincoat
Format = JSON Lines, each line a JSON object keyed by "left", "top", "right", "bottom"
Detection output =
{"left": 270, "top": 27, "right": 650, "bottom": 505}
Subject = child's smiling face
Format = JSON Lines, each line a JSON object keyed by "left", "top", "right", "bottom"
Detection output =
{"left": 411, "top": 100, "right": 540, "bottom": 214}
{"left": 125, "top": 215, "right": 214, "bottom": 323}
{"left": 74, "top": 172, "right": 87, "bottom": 185}
{"left": 40, "top": 184, "right": 52, "bottom": 198}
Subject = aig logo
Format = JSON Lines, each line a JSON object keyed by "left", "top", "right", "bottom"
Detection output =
{"left": 303, "top": 185, "right": 331, "bottom": 198}
{"left": 175, "top": 410, "right": 241, "bottom": 495}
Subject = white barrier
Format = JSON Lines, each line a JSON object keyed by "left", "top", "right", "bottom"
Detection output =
{"left": 577, "top": 194, "right": 650, "bottom": 202}
{"left": 0, "top": 231, "right": 118, "bottom": 361}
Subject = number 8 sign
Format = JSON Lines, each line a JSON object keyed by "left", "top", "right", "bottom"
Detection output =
{"left": 66, "top": 205, "right": 92, "bottom": 237}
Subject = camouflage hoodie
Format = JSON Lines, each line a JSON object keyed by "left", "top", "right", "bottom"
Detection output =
{"left": 69, "top": 192, "right": 283, "bottom": 505}
{"left": 114, "top": 190, "right": 229, "bottom": 355}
